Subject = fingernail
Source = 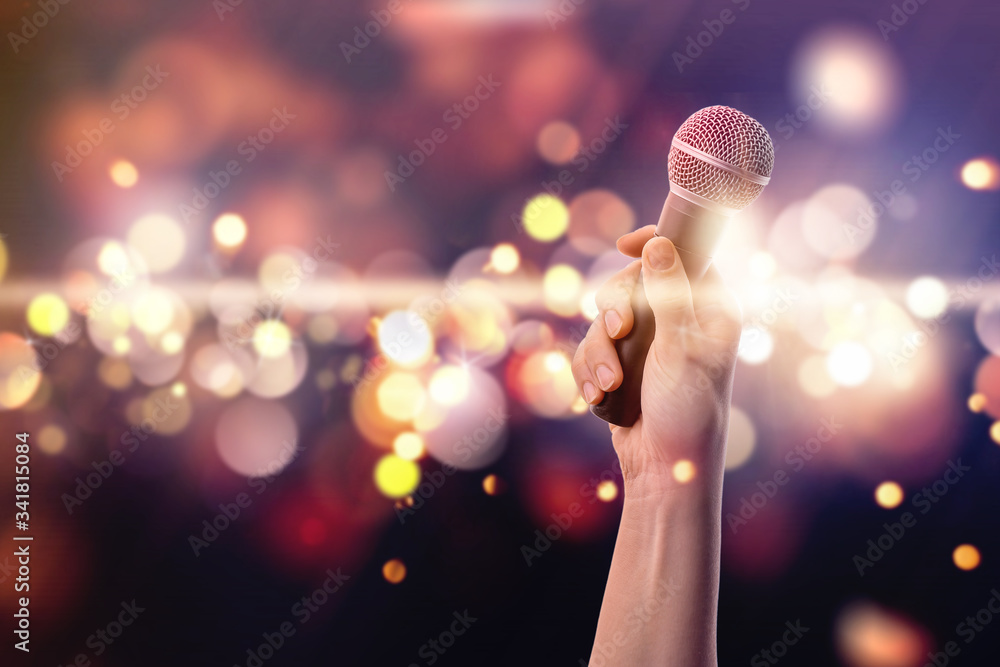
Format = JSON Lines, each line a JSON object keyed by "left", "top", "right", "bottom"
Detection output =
{"left": 647, "top": 238, "right": 675, "bottom": 271}
{"left": 604, "top": 310, "right": 622, "bottom": 336}
{"left": 596, "top": 366, "right": 615, "bottom": 390}
{"left": 583, "top": 382, "right": 598, "bottom": 404}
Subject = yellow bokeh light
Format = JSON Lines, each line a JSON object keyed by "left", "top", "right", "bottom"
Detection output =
{"left": 132, "top": 289, "right": 174, "bottom": 335}
{"left": 0, "top": 236, "right": 8, "bottom": 283}
{"left": 213, "top": 213, "right": 248, "bottom": 248}
{"left": 596, "top": 480, "right": 618, "bottom": 502}
{"left": 97, "top": 241, "right": 130, "bottom": 276}
{"left": 673, "top": 460, "right": 696, "bottom": 484}
{"left": 482, "top": 474, "right": 500, "bottom": 495}
{"left": 160, "top": 331, "right": 185, "bottom": 354}
{"left": 27, "top": 293, "right": 70, "bottom": 337}
{"left": 374, "top": 454, "right": 421, "bottom": 498}
{"left": 109, "top": 159, "right": 139, "bottom": 188}
{"left": 543, "top": 264, "right": 583, "bottom": 317}
{"left": 490, "top": 243, "right": 520, "bottom": 274}
{"left": 171, "top": 381, "right": 187, "bottom": 397}
{"left": 905, "top": 276, "right": 948, "bottom": 319}
{"left": 523, "top": 194, "right": 569, "bottom": 242}
{"left": 127, "top": 213, "right": 186, "bottom": 273}
{"left": 953, "top": 544, "right": 981, "bottom": 571}
{"left": 377, "top": 372, "right": 426, "bottom": 422}
{"left": 393, "top": 432, "right": 425, "bottom": 460}
{"left": 112, "top": 335, "right": 131, "bottom": 355}
{"left": 37, "top": 424, "right": 66, "bottom": 455}
{"left": 0, "top": 333, "right": 42, "bottom": 410}
{"left": 429, "top": 365, "right": 470, "bottom": 406}
{"left": 874, "top": 481, "right": 904, "bottom": 509}
{"left": 961, "top": 158, "right": 1000, "bottom": 191}
{"left": 827, "top": 341, "right": 872, "bottom": 387}
{"left": 382, "top": 558, "right": 407, "bottom": 584}
{"left": 968, "top": 393, "right": 987, "bottom": 413}
{"left": 991, "top": 421, "right": 1000, "bottom": 445}
{"left": 253, "top": 320, "right": 292, "bottom": 358}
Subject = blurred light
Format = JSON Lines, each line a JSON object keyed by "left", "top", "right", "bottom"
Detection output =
{"left": 213, "top": 213, "right": 248, "bottom": 248}
{"left": 215, "top": 398, "right": 298, "bottom": 478}
{"left": 377, "top": 372, "right": 427, "bottom": 422}
{"left": 537, "top": 121, "right": 581, "bottom": 164}
{"left": 98, "top": 356, "right": 132, "bottom": 390}
{"left": 725, "top": 407, "right": 756, "bottom": 471}
{"left": 836, "top": 603, "right": 927, "bottom": 667}
{"left": 875, "top": 482, "right": 904, "bottom": 509}
{"left": 191, "top": 344, "right": 244, "bottom": 398}
{"left": 802, "top": 184, "right": 875, "bottom": 260}
{"left": 905, "top": 276, "right": 948, "bottom": 319}
{"left": 827, "top": 342, "right": 872, "bottom": 386}
{"left": 568, "top": 190, "right": 635, "bottom": 250}
{"left": 37, "top": 424, "right": 66, "bottom": 455}
{"left": 142, "top": 386, "right": 192, "bottom": 435}
{"left": 0, "top": 333, "right": 41, "bottom": 410}
{"left": 953, "top": 544, "right": 981, "bottom": 571}
{"left": 596, "top": 480, "right": 618, "bottom": 502}
{"left": 97, "top": 241, "right": 130, "bottom": 276}
{"left": 0, "top": 236, "right": 7, "bottom": 283}
{"left": 968, "top": 393, "right": 987, "bottom": 413}
{"left": 748, "top": 252, "right": 777, "bottom": 280}
{"left": 974, "top": 355, "right": 1000, "bottom": 419}
{"left": 127, "top": 213, "right": 186, "bottom": 273}
{"left": 315, "top": 368, "right": 336, "bottom": 391}
{"left": 798, "top": 354, "right": 837, "bottom": 397}
{"left": 489, "top": 243, "right": 520, "bottom": 274}
{"left": 132, "top": 288, "right": 174, "bottom": 335}
{"left": 482, "top": 474, "right": 501, "bottom": 495}
{"left": 990, "top": 421, "right": 1000, "bottom": 445}
{"left": 429, "top": 365, "right": 470, "bottom": 406}
{"left": 307, "top": 314, "right": 340, "bottom": 345}
{"left": 543, "top": 264, "right": 583, "bottom": 317}
{"left": 974, "top": 299, "right": 1000, "bottom": 355}
{"left": 738, "top": 326, "right": 774, "bottom": 365}
{"left": 108, "top": 159, "right": 139, "bottom": 188}
{"left": 522, "top": 194, "right": 569, "bottom": 242}
{"left": 253, "top": 320, "right": 292, "bottom": 358}
{"left": 518, "top": 350, "right": 578, "bottom": 418}
{"left": 382, "top": 559, "right": 407, "bottom": 584}
{"left": 27, "top": 293, "right": 70, "bottom": 337}
{"left": 422, "top": 366, "right": 507, "bottom": 469}
{"left": 961, "top": 157, "right": 1000, "bottom": 191}
{"left": 112, "top": 336, "right": 131, "bottom": 355}
{"left": 300, "top": 518, "right": 325, "bottom": 546}
{"left": 378, "top": 311, "right": 433, "bottom": 369}
{"left": 393, "top": 432, "right": 425, "bottom": 460}
{"left": 673, "top": 460, "right": 696, "bottom": 484}
{"left": 374, "top": 454, "right": 421, "bottom": 499}
{"left": 160, "top": 331, "right": 185, "bottom": 354}
{"left": 171, "top": 381, "right": 186, "bottom": 397}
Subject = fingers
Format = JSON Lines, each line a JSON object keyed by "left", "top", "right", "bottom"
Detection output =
{"left": 692, "top": 264, "right": 743, "bottom": 344}
{"left": 595, "top": 260, "right": 641, "bottom": 340}
{"left": 640, "top": 237, "right": 696, "bottom": 353}
{"left": 616, "top": 225, "right": 656, "bottom": 258}
{"left": 572, "top": 320, "right": 624, "bottom": 405}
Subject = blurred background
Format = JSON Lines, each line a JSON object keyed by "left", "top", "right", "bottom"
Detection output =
{"left": 1, "top": 0, "right": 1000, "bottom": 665}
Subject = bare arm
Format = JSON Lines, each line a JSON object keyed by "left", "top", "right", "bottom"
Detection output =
{"left": 572, "top": 227, "right": 741, "bottom": 666}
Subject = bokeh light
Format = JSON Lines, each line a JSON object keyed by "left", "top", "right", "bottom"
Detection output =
{"left": 378, "top": 311, "right": 433, "bottom": 369}
{"left": 108, "top": 159, "right": 139, "bottom": 187}
{"left": 827, "top": 341, "right": 872, "bottom": 387}
{"left": 215, "top": 398, "right": 298, "bottom": 478}
{"left": 543, "top": 264, "right": 583, "bottom": 317}
{"left": 725, "top": 407, "right": 756, "bottom": 471}
{"left": 213, "top": 213, "right": 248, "bottom": 248}
{"left": 429, "top": 365, "right": 471, "bottom": 406}
{"left": 673, "top": 460, "right": 696, "bottom": 484}
{"left": 253, "top": 320, "right": 292, "bottom": 358}
{"left": 522, "top": 194, "right": 569, "bottom": 242}
{"left": 489, "top": 243, "right": 520, "bottom": 274}
{"left": 960, "top": 157, "right": 1000, "bottom": 191}
{"left": 127, "top": 213, "right": 186, "bottom": 273}
{"left": 974, "top": 299, "right": 1000, "bottom": 355}
{"left": 874, "top": 482, "right": 904, "bottom": 509}
{"left": 377, "top": 372, "right": 427, "bottom": 422}
{"left": 738, "top": 326, "right": 774, "bottom": 365}
{"left": 905, "top": 276, "right": 948, "bottom": 319}
{"left": 27, "top": 293, "right": 70, "bottom": 337}
{"left": 953, "top": 544, "right": 981, "bottom": 571}
{"left": 596, "top": 480, "right": 618, "bottom": 502}
{"left": 392, "top": 432, "right": 425, "bottom": 460}
{"left": 537, "top": 120, "right": 580, "bottom": 164}
{"left": 373, "top": 454, "right": 421, "bottom": 499}
{"left": 382, "top": 559, "right": 407, "bottom": 584}
{"left": 0, "top": 333, "right": 42, "bottom": 410}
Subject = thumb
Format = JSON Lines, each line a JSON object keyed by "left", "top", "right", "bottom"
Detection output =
{"left": 641, "top": 236, "right": 696, "bottom": 351}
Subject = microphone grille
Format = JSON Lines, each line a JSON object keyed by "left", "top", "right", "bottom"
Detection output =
{"left": 668, "top": 105, "right": 775, "bottom": 212}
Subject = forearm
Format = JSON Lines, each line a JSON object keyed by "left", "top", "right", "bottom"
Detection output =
{"left": 589, "top": 472, "right": 723, "bottom": 666}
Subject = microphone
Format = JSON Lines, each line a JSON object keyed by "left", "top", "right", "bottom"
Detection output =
{"left": 591, "top": 105, "right": 774, "bottom": 427}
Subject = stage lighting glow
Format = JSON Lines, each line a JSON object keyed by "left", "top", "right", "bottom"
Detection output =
{"left": 961, "top": 157, "right": 1000, "bottom": 191}
{"left": 974, "top": 299, "right": 1000, "bottom": 355}
{"left": 875, "top": 482, "right": 904, "bottom": 509}
{"left": 374, "top": 455, "right": 420, "bottom": 499}
{"left": 905, "top": 276, "right": 948, "bottom": 319}
{"left": 596, "top": 480, "right": 618, "bottom": 502}
{"left": 382, "top": 558, "right": 407, "bottom": 584}
{"left": 522, "top": 194, "right": 569, "bottom": 242}
{"left": 130, "top": 288, "right": 173, "bottom": 336}
{"left": 797, "top": 355, "right": 837, "bottom": 398}
{"left": 393, "top": 432, "right": 425, "bottom": 460}
{"left": 127, "top": 214, "right": 186, "bottom": 273}
{"left": 672, "top": 460, "right": 696, "bottom": 484}
{"left": 253, "top": 320, "right": 292, "bottom": 358}
{"left": 377, "top": 372, "right": 427, "bottom": 422}
{"left": 37, "top": 424, "right": 67, "bottom": 455}
{"left": 953, "top": 544, "right": 981, "bottom": 571}
{"left": 213, "top": 213, "right": 248, "bottom": 248}
{"left": 543, "top": 264, "right": 583, "bottom": 317}
{"left": 489, "top": 243, "right": 520, "bottom": 274}
{"left": 109, "top": 159, "right": 139, "bottom": 188}
{"left": 215, "top": 398, "right": 298, "bottom": 478}
{"left": 827, "top": 341, "right": 872, "bottom": 386}
{"left": 793, "top": 27, "right": 902, "bottom": 135}
{"left": 98, "top": 356, "right": 132, "bottom": 390}
{"left": 724, "top": 407, "right": 756, "bottom": 471}
{"left": 378, "top": 311, "right": 433, "bottom": 368}
{"left": 537, "top": 121, "right": 580, "bottom": 164}
{"left": 738, "top": 325, "right": 774, "bottom": 365}
{"left": 0, "top": 333, "right": 41, "bottom": 410}
{"left": 27, "top": 293, "right": 70, "bottom": 337}
{"left": 429, "top": 365, "right": 470, "bottom": 406}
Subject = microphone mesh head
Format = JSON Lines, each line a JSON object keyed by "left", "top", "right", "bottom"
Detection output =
{"left": 668, "top": 105, "right": 774, "bottom": 211}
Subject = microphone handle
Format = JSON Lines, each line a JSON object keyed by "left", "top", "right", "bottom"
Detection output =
{"left": 590, "top": 191, "right": 727, "bottom": 427}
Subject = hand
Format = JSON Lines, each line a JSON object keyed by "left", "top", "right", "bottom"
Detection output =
{"left": 571, "top": 226, "right": 743, "bottom": 494}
